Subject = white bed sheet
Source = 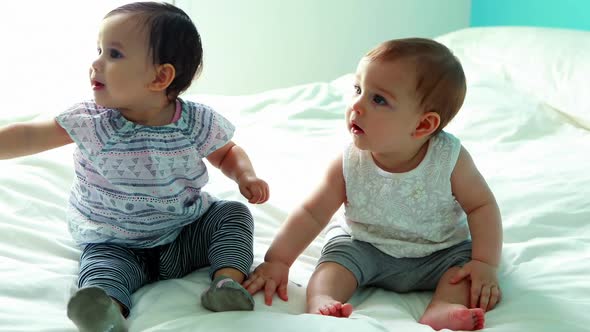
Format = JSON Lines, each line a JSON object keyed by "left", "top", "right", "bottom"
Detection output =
{"left": 1, "top": 27, "right": 589, "bottom": 331}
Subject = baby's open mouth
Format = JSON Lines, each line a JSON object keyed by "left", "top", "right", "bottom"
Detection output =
{"left": 92, "top": 80, "right": 105, "bottom": 89}
{"left": 351, "top": 123, "right": 364, "bottom": 134}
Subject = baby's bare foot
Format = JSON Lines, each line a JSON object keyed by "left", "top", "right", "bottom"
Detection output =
{"left": 419, "top": 303, "right": 484, "bottom": 331}
{"left": 317, "top": 301, "right": 353, "bottom": 318}
{"left": 308, "top": 296, "right": 353, "bottom": 318}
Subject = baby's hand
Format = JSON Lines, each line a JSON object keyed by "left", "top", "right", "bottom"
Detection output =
{"left": 450, "top": 259, "right": 501, "bottom": 312}
{"left": 237, "top": 173, "right": 269, "bottom": 204}
{"left": 242, "top": 261, "right": 289, "bottom": 305}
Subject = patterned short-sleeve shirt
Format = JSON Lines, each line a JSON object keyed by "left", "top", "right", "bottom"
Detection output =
{"left": 55, "top": 99, "right": 234, "bottom": 248}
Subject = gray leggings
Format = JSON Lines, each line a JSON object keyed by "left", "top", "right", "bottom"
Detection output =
{"left": 318, "top": 234, "right": 472, "bottom": 292}
{"left": 77, "top": 200, "right": 253, "bottom": 317}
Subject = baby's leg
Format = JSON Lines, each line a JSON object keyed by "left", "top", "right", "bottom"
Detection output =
{"left": 161, "top": 200, "right": 255, "bottom": 311}
{"left": 418, "top": 267, "right": 484, "bottom": 331}
{"left": 308, "top": 232, "right": 374, "bottom": 318}
{"left": 67, "top": 287, "right": 127, "bottom": 332}
{"left": 306, "top": 262, "right": 357, "bottom": 318}
{"left": 203, "top": 201, "right": 254, "bottom": 311}
{"left": 68, "top": 243, "right": 150, "bottom": 332}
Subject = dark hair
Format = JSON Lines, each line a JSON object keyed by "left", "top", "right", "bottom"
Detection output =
{"left": 105, "top": 2, "right": 203, "bottom": 100}
{"left": 365, "top": 38, "right": 466, "bottom": 135}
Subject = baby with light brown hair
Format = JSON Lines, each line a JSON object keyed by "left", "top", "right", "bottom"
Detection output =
{"left": 244, "top": 38, "right": 502, "bottom": 331}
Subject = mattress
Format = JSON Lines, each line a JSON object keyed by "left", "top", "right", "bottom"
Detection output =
{"left": 0, "top": 26, "right": 589, "bottom": 331}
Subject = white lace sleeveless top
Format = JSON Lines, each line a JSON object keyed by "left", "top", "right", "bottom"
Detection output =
{"left": 340, "top": 131, "right": 469, "bottom": 258}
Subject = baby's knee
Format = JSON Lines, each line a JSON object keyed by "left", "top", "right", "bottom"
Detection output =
{"left": 220, "top": 200, "right": 254, "bottom": 228}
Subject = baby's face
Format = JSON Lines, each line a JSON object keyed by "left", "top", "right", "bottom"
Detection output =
{"left": 345, "top": 58, "right": 423, "bottom": 154}
{"left": 90, "top": 13, "right": 157, "bottom": 109}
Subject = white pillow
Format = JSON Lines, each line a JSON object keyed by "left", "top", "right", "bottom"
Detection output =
{"left": 436, "top": 27, "right": 590, "bottom": 130}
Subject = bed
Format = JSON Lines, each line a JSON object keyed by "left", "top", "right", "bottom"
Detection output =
{"left": 1, "top": 26, "right": 589, "bottom": 331}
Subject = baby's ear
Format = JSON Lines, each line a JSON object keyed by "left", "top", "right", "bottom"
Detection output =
{"left": 149, "top": 64, "right": 176, "bottom": 92}
{"left": 413, "top": 111, "right": 440, "bottom": 139}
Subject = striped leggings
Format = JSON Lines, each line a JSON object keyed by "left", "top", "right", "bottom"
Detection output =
{"left": 77, "top": 200, "right": 253, "bottom": 317}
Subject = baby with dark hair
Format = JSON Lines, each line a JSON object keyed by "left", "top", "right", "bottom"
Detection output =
{"left": 0, "top": 2, "right": 268, "bottom": 331}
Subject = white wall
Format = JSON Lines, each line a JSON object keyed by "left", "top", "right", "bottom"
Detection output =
{"left": 175, "top": 0, "right": 471, "bottom": 95}
{"left": 0, "top": 0, "right": 140, "bottom": 117}
{"left": 0, "top": 0, "right": 470, "bottom": 118}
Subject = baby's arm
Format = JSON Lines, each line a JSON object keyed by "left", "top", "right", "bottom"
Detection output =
{"left": 449, "top": 145, "right": 502, "bottom": 311}
{"left": 0, "top": 119, "right": 72, "bottom": 159}
{"left": 206, "top": 141, "right": 269, "bottom": 204}
{"left": 243, "top": 154, "right": 347, "bottom": 305}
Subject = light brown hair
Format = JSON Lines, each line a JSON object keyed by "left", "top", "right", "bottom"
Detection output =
{"left": 365, "top": 38, "right": 466, "bottom": 135}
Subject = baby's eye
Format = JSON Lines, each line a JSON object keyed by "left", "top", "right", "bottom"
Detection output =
{"left": 353, "top": 84, "right": 361, "bottom": 95}
{"left": 109, "top": 49, "right": 123, "bottom": 59}
{"left": 96, "top": 47, "right": 102, "bottom": 55}
{"left": 373, "top": 94, "right": 388, "bottom": 106}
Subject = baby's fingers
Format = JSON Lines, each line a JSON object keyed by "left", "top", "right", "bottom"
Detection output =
{"left": 259, "top": 183, "right": 269, "bottom": 203}
{"left": 470, "top": 282, "right": 482, "bottom": 309}
{"left": 450, "top": 266, "right": 471, "bottom": 284}
{"left": 264, "top": 279, "right": 278, "bottom": 306}
{"left": 241, "top": 187, "right": 253, "bottom": 201}
{"left": 253, "top": 183, "right": 269, "bottom": 204}
{"left": 244, "top": 184, "right": 261, "bottom": 204}
{"left": 487, "top": 285, "right": 501, "bottom": 311}
{"left": 242, "top": 275, "right": 255, "bottom": 289}
{"left": 243, "top": 275, "right": 265, "bottom": 295}
{"left": 478, "top": 284, "right": 492, "bottom": 311}
{"left": 277, "top": 280, "right": 288, "bottom": 302}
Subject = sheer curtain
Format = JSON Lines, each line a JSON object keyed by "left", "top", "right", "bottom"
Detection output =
{"left": 0, "top": 1, "right": 140, "bottom": 118}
